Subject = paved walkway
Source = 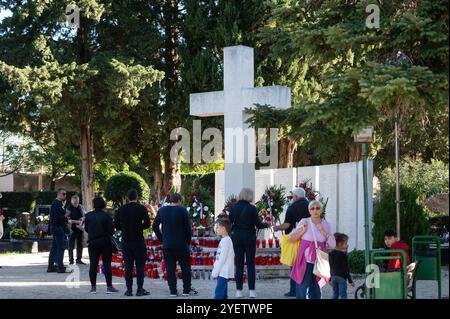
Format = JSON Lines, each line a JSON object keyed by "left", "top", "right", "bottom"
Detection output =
{"left": 0, "top": 250, "right": 448, "bottom": 299}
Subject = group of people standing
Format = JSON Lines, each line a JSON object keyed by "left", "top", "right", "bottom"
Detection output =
{"left": 46, "top": 188, "right": 198, "bottom": 297}
{"left": 45, "top": 186, "right": 357, "bottom": 299}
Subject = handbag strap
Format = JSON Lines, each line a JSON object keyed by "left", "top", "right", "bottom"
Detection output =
{"left": 309, "top": 218, "right": 319, "bottom": 250}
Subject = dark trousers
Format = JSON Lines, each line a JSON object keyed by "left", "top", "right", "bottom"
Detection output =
{"left": 331, "top": 276, "right": 348, "bottom": 299}
{"left": 69, "top": 230, "right": 83, "bottom": 263}
{"left": 122, "top": 240, "right": 147, "bottom": 291}
{"left": 163, "top": 248, "right": 192, "bottom": 294}
{"left": 232, "top": 235, "right": 256, "bottom": 290}
{"left": 88, "top": 245, "right": 112, "bottom": 287}
{"left": 214, "top": 276, "right": 228, "bottom": 299}
{"left": 48, "top": 226, "right": 66, "bottom": 270}
{"left": 289, "top": 267, "right": 296, "bottom": 294}
{"left": 296, "top": 262, "right": 321, "bottom": 299}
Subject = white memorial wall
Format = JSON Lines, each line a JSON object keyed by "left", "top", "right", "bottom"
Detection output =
{"left": 214, "top": 160, "right": 373, "bottom": 250}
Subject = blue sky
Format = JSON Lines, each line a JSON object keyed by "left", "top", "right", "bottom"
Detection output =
{"left": 0, "top": 9, "right": 12, "bottom": 22}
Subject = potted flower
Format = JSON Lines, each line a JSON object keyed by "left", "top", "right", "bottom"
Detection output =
{"left": 10, "top": 228, "right": 29, "bottom": 251}
{"left": 35, "top": 215, "right": 50, "bottom": 239}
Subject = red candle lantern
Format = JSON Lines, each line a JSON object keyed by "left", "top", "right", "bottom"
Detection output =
{"left": 256, "top": 239, "right": 260, "bottom": 248}
{"left": 268, "top": 239, "right": 273, "bottom": 248}
{"left": 261, "top": 240, "right": 266, "bottom": 249}
{"left": 275, "top": 238, "right": 280, "bottom": 248}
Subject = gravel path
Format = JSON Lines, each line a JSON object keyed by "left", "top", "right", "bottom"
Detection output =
{"left": 0, "top": 249, "right": 448, "bottom": 299}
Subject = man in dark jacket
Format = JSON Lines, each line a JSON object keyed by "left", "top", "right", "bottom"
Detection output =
{"left": 273, "top": 187, "right": 310, "bottom": 297}
{"left": 153, "top": 193, "right": 197, "bottom": 297}
{"left": 47, "top": 188, "right": 72, "bottom": 273}
{"left": 67, "top": 195, "right": 86, "bottom": 265}
{"left": 84, "top": 197, "right": 118, "bottom": 294}
{"left": 114, "top": 189, "right": 150, "bottom": 297}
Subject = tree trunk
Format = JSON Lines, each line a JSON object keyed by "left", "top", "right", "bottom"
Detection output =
{"left": 162, "top": 0, "right": 182, "bottom": 192}
{"left": 278, "top": 137, "right": 297, "bottom": 168}
{"left": 80, "top": 122, "right": 95, "bottom": 211}
{"left": 347, "top": 143, "right": 362, "bottom": 162}
{"left": 163, "top": 147, "right": 181, "bottom": 193}
{"left": 153, "top": 161, "right": 163, "bottom": 202}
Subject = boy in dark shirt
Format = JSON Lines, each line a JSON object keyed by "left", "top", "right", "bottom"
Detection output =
{"left": 329, "top": 232, "right": 354, "bottom": 299}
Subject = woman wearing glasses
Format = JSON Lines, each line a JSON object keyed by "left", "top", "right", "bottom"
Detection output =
{"left": 288, "top": 200, "right": 336, "bottom": 299}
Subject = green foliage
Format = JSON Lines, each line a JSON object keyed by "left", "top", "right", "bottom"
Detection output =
{"left": 372, "top": 185, "right": 430, "bottom": 248}
{"left": 0, "top": 192, "right": 35, "bottom": 212}
{"left": 104, "top": 172, "right": 150, "bottom": 207}
{"left": 0, "top": 192, "right": 80, "bottom": 213}
{"left": 348, "top": 250, "right": 365, "bottom": 274}
{"left": 10, "top": 228, "right": 29, "bottom": 240}
{"left": 379, "top": 159, "right": 449, "bottom": 198}
{"left": 249, "top": 0, "right": 449, "bottom": 168}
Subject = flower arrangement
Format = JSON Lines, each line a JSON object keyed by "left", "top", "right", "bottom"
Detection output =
{"left": 157, "top": 187, "right": 177, "bottom": 208}
{"left": 35, "top": 215, "right": 50, "bottom": 238}
{"left": 255, "top": 185, "right": 288, "bottom": 225}
{"left": 186, "top": 187, "right": 213, "bottom": 228}
{"left": 10, "top": 228, "right": 28, "bottom": 240}
{"left": 145, "top": 203, "right": 157, "bottom": 226}
{"left": 7, "top": 217, "right": 19, "bottom": 230}
{"left": 295, "top": 179, "right": 329, "bottom": 218}
{"left": 221, "top": 195, "right": 238, "bottom": 216}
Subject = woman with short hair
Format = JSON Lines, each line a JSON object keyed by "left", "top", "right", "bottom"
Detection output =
{"left": 229, "top": 188, "right": 270, "bottom": 298}
{"left": 289, "top": 200, "right": 336, "bottom": 299}
{"left": 84, "top": 197, "right": 118, "bottom": 294}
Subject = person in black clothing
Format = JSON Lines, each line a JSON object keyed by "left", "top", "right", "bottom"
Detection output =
{"left": 47, "top": 188, "right": 72, "bottom": 273}
{"left": 84, "top": 197, "right": 119, "bottom": 294}
{"left": 329, "top": 232, "right": 354, "bottom": 299}
{"left": 229, "top": 188, "right": 270, "bottom": 299}
{"left": 153, "top": 193, "right": 197, "bottom": 297}
{"left": 273, "top": 187, "right": 310, "bottom": 297}
{"left": 114, "top": 189, "right": 151, "bottom": 297}
{"left": 67, "top": 195, "right": 86, "bottom": 265}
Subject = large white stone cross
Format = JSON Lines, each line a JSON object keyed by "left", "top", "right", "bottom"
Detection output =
{"left": 190, "top": 45, "right": 291, "bottom": 202}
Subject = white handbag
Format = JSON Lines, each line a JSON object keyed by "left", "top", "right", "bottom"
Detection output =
{"left": 309, "top": 218, "right": 331, "bottom": 280}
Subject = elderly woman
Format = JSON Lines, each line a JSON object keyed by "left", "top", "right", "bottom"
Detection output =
{"left": 289, "top": 200, "right": 336, "bottom": 299}
{"left": 229, "top": 188, "right": 270, "bottom": 299}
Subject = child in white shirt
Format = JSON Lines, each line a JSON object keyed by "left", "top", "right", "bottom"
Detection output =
{"left": 212, "top": 218, "right": 235, "bottom": 299}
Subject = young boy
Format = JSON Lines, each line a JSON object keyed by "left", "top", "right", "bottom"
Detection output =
{"left": 384, "top": 229, "right": 410, "bottom": 269}
{"left": 212, "top": 218, "right": 235, "bottom": 299}
{"left": 329, "top": 232, "right": 354, "bottom": 299}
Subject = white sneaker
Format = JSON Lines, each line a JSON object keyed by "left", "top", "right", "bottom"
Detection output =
{"left": 249, "top": 290, "right": 257, "bottom": 298}
{"left": 235, "top": 290, "right": 243, "bottom": 298}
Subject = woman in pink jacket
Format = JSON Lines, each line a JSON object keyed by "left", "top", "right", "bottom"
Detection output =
{"left": 288, "top": 200, "right": 336, "bottom": 299}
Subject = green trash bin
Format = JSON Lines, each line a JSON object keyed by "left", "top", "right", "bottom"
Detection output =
{"left": 370, "top": 250, "right": 407, "bottom": 299}
{"left": 412, "top": 236, "right": 442, "bottom": 299}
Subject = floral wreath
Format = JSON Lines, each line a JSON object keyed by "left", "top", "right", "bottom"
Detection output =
{"left": 256, "top": 185, "right": 287, "bottom": 226}
{"left": 187, "top": 188, "right": 212, "bottom": 227}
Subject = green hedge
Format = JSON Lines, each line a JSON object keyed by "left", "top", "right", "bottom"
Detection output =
{"left": 104, "top": 171, "right": 150, "bottom": 207}
{"left": 348, "top": 250, "right": 365, "bottom": 274}
{"left": 0, "top": 191, "right": 80, "bottom": 213}
{"left": 372, "top": 185, "right": 430, "bottom": 248}
{"left": 379, "top": 159, "right": 449, "bottom": 198}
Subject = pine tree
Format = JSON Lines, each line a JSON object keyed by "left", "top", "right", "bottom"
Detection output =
{"left": 0, "top": 1, "right": 163, "bottom": 209}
